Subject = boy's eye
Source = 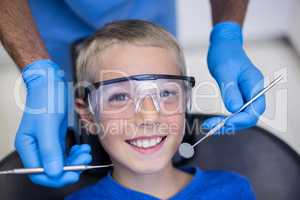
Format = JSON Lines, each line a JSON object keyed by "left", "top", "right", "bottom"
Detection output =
{"left": 108, "top": 93, "right": 130, "bottom": 102}
{"left": 160, "top": 90, "right": 178, "bottom": 97}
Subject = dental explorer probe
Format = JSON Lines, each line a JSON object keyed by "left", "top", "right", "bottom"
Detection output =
{"left": 179, "top": 75, "right": 283, "bottom": 159}
{"left": 0, "top": 164, "right": 114, "bottom": 175}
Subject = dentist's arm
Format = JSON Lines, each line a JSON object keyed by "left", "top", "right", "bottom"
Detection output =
{"left": 0, "top": 0, "right": 49, "bottom": 67}
{"left": 0, "top": 0, "right": 91, "bottom": 187}
{"left": 203, "top": 0, "right": 266, "bottom": 133}
{"left": 210, "top": 0, "right": 248, "bottom": 26}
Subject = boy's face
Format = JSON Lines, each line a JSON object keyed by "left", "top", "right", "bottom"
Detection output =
{"left": 83, "top": 44, "right": 185, "bottom": 174}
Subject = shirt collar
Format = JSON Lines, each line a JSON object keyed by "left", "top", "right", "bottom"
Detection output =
{"left": 95, "top": 166, "right": 203, "bottom": 200}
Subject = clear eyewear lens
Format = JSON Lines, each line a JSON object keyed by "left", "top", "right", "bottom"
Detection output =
{"left": 88, "top": 79, "right": 191, "bottom": 120}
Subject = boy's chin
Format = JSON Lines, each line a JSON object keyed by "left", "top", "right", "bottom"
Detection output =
{"left": 111, "top": 154, "right": 173, "bottom": 175}
{"left": 127, "top": 159, "right": 171, "bottom": 175}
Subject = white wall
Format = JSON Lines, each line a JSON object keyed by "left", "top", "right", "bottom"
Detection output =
{"left": 177, "top": 0, "right": 300, "bottom": 48}
{"left": 0, "top": 47, "right": 24, "bottom": 159}
{"left": 288, "top": 1, "right": 300, "bottom": 54}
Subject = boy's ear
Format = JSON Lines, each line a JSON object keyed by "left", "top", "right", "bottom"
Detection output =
{"left": 75, "top": 98, "right": 93, "bottom": 121}
{"left": 75, "top": 98, "right": 98, "bottom": 134}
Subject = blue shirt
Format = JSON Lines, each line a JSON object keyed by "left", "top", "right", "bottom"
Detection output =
{"left": 65, "top": 167, "right": 256, "bottom": 200}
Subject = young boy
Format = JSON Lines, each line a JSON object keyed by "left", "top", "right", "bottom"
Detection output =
{"left": 66, "top": 20, "right": 255, "bottom": 200}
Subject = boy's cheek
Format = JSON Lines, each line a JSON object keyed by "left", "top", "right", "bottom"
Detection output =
{"left": 98, "top": 132, "right": 126, "bottom": 156}
{"left": 163, "top": 115, "right": 185, "bottom": 135}
{"left": 100, "top": 119, "right": 128, "bottom": 137}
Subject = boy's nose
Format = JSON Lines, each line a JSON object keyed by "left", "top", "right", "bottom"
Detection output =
{"left": 137, "top": 95, "right": 160, "bottom": 115}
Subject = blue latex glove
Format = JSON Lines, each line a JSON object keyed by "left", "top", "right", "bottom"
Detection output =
{"left": 203, "top": 21, "right": 266, "bottom": 134}
{"left": 15, "top": 59, "right": 91, "bottom": 188}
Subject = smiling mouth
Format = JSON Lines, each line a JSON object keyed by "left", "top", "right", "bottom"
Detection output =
{"left": 125, "top": 135, "right": 167, "bottom": 150}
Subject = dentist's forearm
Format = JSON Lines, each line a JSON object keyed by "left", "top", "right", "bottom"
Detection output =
{"left": 0, "top": 0, "right": 49, "bottom": 68}
{"left": 210, "top": 0, "right": 249, "bottom": 26}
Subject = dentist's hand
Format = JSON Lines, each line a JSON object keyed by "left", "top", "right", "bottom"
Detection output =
{"left": 15, "top": 60, "right": 91, "bottom": 188}
{"left": 203, "top": 22, "right": 266, "bottom": 134}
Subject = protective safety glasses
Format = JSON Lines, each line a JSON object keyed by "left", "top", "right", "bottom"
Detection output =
{"left": 86, "top": 74, "right": 195, "bottom": 120}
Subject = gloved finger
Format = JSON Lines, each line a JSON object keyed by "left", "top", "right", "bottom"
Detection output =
{"left": 203, "top": 98, "right": 265, "bottom": 133}
{"left": 15, "top": 134, "right": 78, "bottom": 188}
{"left": 202, "top": 95, "right": 265, "bottom": 134}
{"left": 225, "top": 94, "right": 265, "bottom": 131}
{"left": 59, "top": 116, "right": 68, "bottom": 151}
{"left": 29, "top": 146, "right": 92, "bottom": 188}
{"left": 38, "top": 124, "right": 64, "bottom": 178}
{"left": 29, "top": 171, "right": 79, "bottom": 188}
{"left": 225, "top": 111, "right": 258, "bottom": 132}
{"left": 67, "top": 153, "right": 92, "bottom": 166}
{"left": 79, "top": 144, "right": 91, "bottom": 151}
{"left": 65, "top": 148, "right": 92, "bottom": 177}
{"left": 69, "top": 144, "right": 81, "bottom": 154}
{"left": 67, "top": 145, "right": 91, "bottom": 162}
{"left": 66, "top": 145, "right": 92, "bottom": 165}
{"left": 201, "top": 116, "right": 228, "bottom": 135}
{"left": 69, "top": 144, "right": 91, "bottom": 156}
{"left": 225, "top": 67, "right": 266, "bottom": 130}
{"left": 202, "top": 116, "right": 244, "bottom": 135}
{"left": 217, "top": 77, "right": 244, "bottom": 113}
{"left": 201, "top": 96, "right": 264, "bottom": 134}
{"left": 239, "top": 67, "right": 266, "bottom": 115}
{"left": 15, "top": 133, "right": 41, "bottom": 168}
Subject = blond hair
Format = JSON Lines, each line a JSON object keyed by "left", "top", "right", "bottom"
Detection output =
{"left": 76, "top": 19, "right": 186, "bottom": 83}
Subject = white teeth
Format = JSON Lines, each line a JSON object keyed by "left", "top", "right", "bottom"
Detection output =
{"left": 137, "top": 140, "right": 142, "bottom": 147}
{"left": 156, "top": 138, "right": 160, "bottom": 143}
{"left": 132, "top": 140, "right": 138, "bottom": 146}
{"left": 128, "top": 136, "right": 164, "bottom": 148}
{"left": 142, "top": 140, "right": 150, "bottom": 148}
{"left": 150, "top": 139, "right": 156, "bottom": 146}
